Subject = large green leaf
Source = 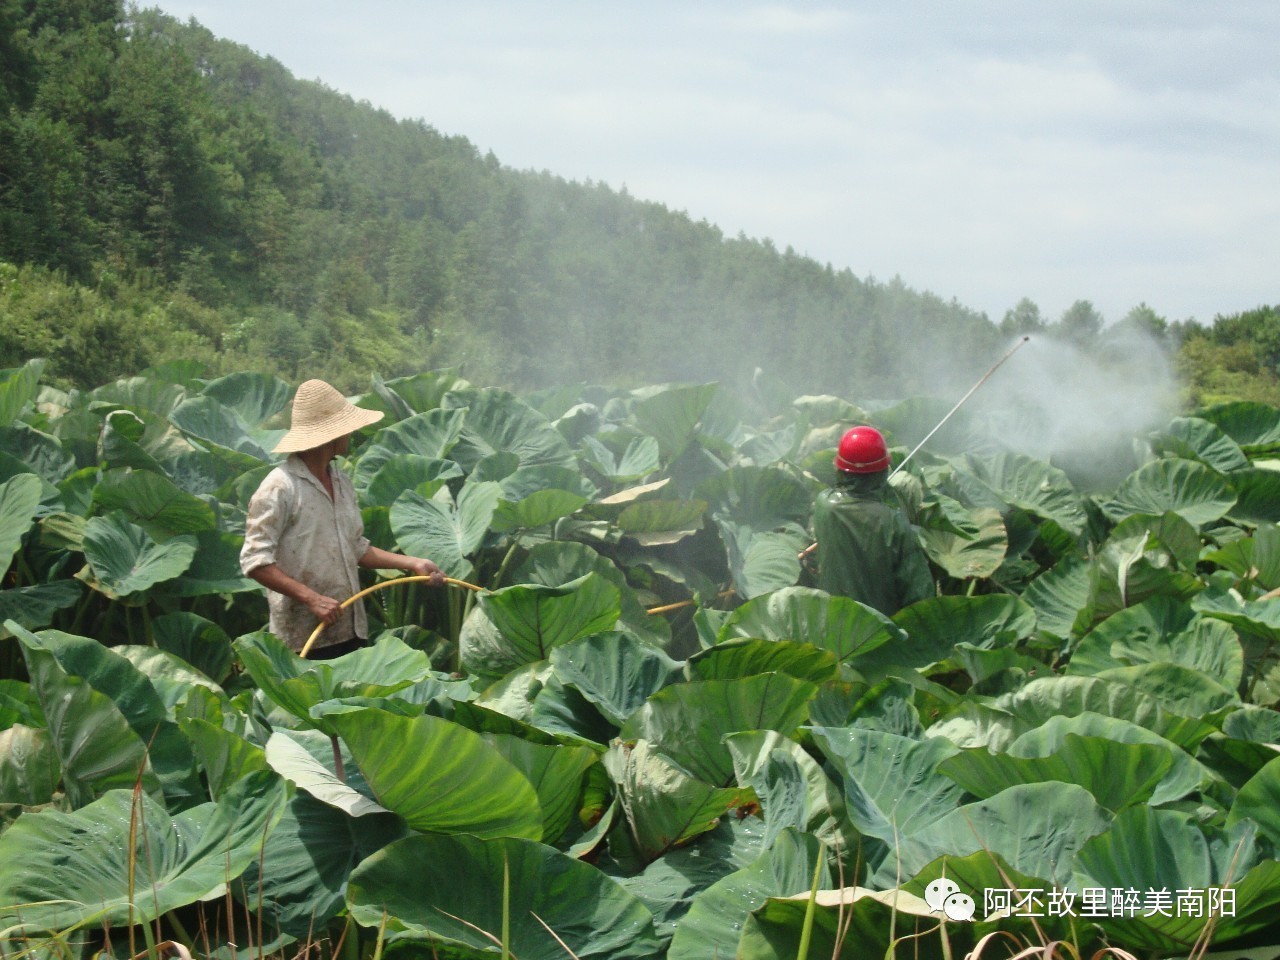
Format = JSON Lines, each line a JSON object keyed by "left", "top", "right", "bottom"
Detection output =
{"left": 1227, "top": 467, "right": 1280, "bottom": 523}
{"left": 891, "top": 782, "right": 1112, "bottom": 887}
{"left": 733, "top": 530, "right": 807, "bottom": 598}
{"left": 0, "top": 473, "right": 41, "bottom": 575}
{"left": 233, "top": 632, "right": 434, "bottom": 734}
{"left": 12, "top": 627, "right": 157, "bottom": 806}
{"left": 989, "top": 675, "right": 1220, "bottom": 752}
{"left": 486, "top": 732, "right": 598, "bottom": 843}
{"left": 581, "top": 434, "right": 661, "bottom": 482}
{"left": 717, "top": 586, "right": 902, "bottom": 667}
{"left": 1085, "top": 528, "right": 1205, "bottom": 625}
{"left": 725, "top": 730, "right": 856, "bottom": 852}
{"left": 699, "top": 465, "right": 812, "bottom": 598}
{"left": 14, "top": 624, "right": 198, "bottom": 807}
{"left": 1215, "top": 706, "right": 1280, "bottom": 777}
{"left": 938, "top": 734, "right": 1172, "bottom": 812}
{"left": 918, "top": 504, "right": 1008, "bottom": 580}
{"left": 958, "top": 451, "right": 1087, "bottom": 535}
{"left": 0, "top": 771, "right": 288, "bottom": 934}
{"left": 389, "top": 480, "right": 502, "bottom": 580}
{"left": 159, "top": 529, "right": 258, "bottom": 598}
{"left": 1, "top": 422, "right": 72, "bottom": 491}
{"left": 898, "top": 593, "right": 1035, "bottom": 652}
{"left": 1007, "top": 711, "right": 1207, "bottom": 806}
{"left": 603, "top": 739, "right": 755, "bottom": 864}
{"left": 168, "top": 393, "right": 276, "bottom": 464}
{"left": 497, "top": 463, "right": 595, "bottom": 501}
{"left": 183, "top": 718, "right": 269, "bottom": 801}
{"left": 110, "top": 646, "right": 222, "bottom": 712}
{"left": 1102, "top": 458, "right": 1237, "bottom": 527}
{"left": 491, "top": 488, "right": 587, "bottom": 533}
{"left": 1096, "top": 661, "right": 1239, "bottom": 720}
{"left": 92, "top": 468, "right": 218, "bottom": 538}
{"left": 631, "top": 383, "right": 720, "bottom": 461}
{"left": 668, "top": 829, "right": 830, "bottom": 960}
{"left": 0, "top": 358, "right": 45, "bottom": 427}
{"left": 1204, "top": 522, "right": 1280, "bottom": 592}
{"left": 621, "top": 673, "right": 818, "bottom": 786}
{"left": 371, "top": 369, "right": 472, "bottom": 418}
{"left": 352, "top": 407, "right": 466, "bottom": 492}
{"left": 200, "top": 370, "right": 292, "bottom": 433}
{"left": 330, "top": 708, "right": 543, "bottom": 839}
{"left": 443, "top": 388, "right": 577, "bottom": 471}
{"left": 91, "top": 375, "right": 191, "bottom": 417}
{"left": 1154, "top": 416, "right": 1251, "bottom": 473}
{"left": 79, "top": 512, "right": 196, "bottom": 600}
{"left": 614, "top": 498, "right": 706, "bottom": 544}
{"left": 810, "top": 727, "right": 962, "bottom": 848}
{"left": 1228, "top": 754, "right": 1280, "bottom": 847}
{"left": 1068, "top": 596, "right": 1243, "bottom": 689}
{"left": 100, "top": 408, "right": 167, "bottom": 473}
{"left": 1022, "top": 555, "right": 1092, "bottom": 640}
{"left": 548, "top": 632, "right": 683, "bottom": 726}
{"left": 364, "top": 454, "right": 462, "bottom": 507}
{"left": 614, "top": 816, "right": 767, "bottom": 935}
{"left": 686, "top": 638, "right": 838, "bottom": 685}
{"left": 0, "top": 580, "right": 83, "bottom": 638}
{"left": 1076, "top": 807, "right": 1280, "bottom": 951}
{"left": 1193, "top": 588, "right": 1280, "bottom": 647}
{"left": 0, "top": 725, "right": 59, "bottom": 805}
{"left": 151, "top": 610, "right": 234, "bottom": 683}
{"left": 487, "top": 537, "right": 666, "bottom": 650}
{"left": 263, "top": 729, "right": 388, "bottom": 817}
{"left": 348, "top": 832, "right": 662, "bottom": 960}
{"left": 480, "top": 572, "right": 622, "bottom": 665}
{"left": 1108, "top": 509, "right": 1204, "bottom": 572}
{"left": 1197, "top": 400, "right": 1280, "bottom": 454}
{"left": 237, "top": 791, "right": 406, "bottom": 939}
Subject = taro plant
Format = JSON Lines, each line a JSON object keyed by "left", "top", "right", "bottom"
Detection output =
{"left": 5, "top": 361, "right": 1280, "bottom": 959}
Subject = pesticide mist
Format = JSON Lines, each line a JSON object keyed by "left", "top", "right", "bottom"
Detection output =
{"left": 964, "top": 332, "right": 1181, "bottom": 490}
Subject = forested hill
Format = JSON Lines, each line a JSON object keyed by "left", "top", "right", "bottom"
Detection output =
{"left": 1, "top": 2, "right": 1274, "bottom": 405}
{"left": 0, "top": 1, "right": 1004, "bottom": 397}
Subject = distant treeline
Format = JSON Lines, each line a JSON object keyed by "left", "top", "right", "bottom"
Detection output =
{"left": 0, "top": 0, "right": 1275, "bottom": 405}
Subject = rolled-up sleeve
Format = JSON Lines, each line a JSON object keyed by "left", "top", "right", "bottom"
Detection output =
{"left": 240, "top": 470, "right": 290, "bottom": 575}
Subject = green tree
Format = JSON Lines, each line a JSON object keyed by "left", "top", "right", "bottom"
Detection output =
{"left": 1000, "top": 297, "right": 1045, "bottom": 337}
{"left": 1114, "top": 302, "right": 1167, "bottom": 339}
{"left": 1055, "top": 299, "right": 1104, "bottom": 345}
{"left": 1211, "top": 305, "right": 1280, "bottom": 373}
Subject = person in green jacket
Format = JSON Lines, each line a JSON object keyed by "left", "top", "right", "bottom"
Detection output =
{"left": 812, "top": 426, "right": 934, "bottom": 615}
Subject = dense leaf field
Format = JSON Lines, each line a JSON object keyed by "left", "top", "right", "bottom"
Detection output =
{"left": 4, "top": 356, "right": 1280, "bottom": 959}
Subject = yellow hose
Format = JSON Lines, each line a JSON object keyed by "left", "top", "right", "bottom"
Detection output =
{"left": 300, "top": 576, "right": 481, "bottom": 657}
{"left": 298, "top": 576, "right": 734, "bottom": 658}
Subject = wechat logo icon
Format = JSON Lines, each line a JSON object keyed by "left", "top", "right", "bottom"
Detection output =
{"left": 925, "top": 878, "right": 976, "bottom": 922}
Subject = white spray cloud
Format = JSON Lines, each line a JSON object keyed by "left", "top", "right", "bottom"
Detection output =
{"left": 967, "top": 332, "right": 1180, "bottom": 479}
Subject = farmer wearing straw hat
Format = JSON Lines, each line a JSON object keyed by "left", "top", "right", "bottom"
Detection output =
{"left": 240, "top": 379, "right": 445, "bottom": 657}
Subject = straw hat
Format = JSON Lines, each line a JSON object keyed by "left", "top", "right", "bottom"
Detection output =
{"left": 273, "top": 379, "right": 384, "bottom": 453}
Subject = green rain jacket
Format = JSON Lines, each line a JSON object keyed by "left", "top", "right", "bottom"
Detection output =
{"left": 812, "top": 471, "right": 934, "bottom": 616}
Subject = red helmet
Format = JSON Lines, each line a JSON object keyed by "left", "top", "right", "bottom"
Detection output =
{"left": 835, "top": 426, "right": 891, "bottom": 474}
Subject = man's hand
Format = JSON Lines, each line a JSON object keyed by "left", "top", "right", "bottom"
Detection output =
{"left": 304, "top": 590, "right": 344, "bottom": 625}
{"left": 405, "top": 556, "right": 446, "bottom": 587}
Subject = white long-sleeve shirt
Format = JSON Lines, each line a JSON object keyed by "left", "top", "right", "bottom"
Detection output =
{"left": 240, "top": 455, "right": 371, "bottom": 651}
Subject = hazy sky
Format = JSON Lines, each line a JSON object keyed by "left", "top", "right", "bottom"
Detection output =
{"left": 149, "top": 1, "right": 1278, "bottom": 326}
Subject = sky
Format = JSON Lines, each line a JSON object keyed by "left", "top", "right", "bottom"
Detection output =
{"left": 148, "top": 0, "right": 1279, "bottom": 327}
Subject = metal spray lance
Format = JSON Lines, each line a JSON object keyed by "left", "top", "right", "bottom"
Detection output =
{"left": 888, "top": 334, "right": 1031, "bottom": 478}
